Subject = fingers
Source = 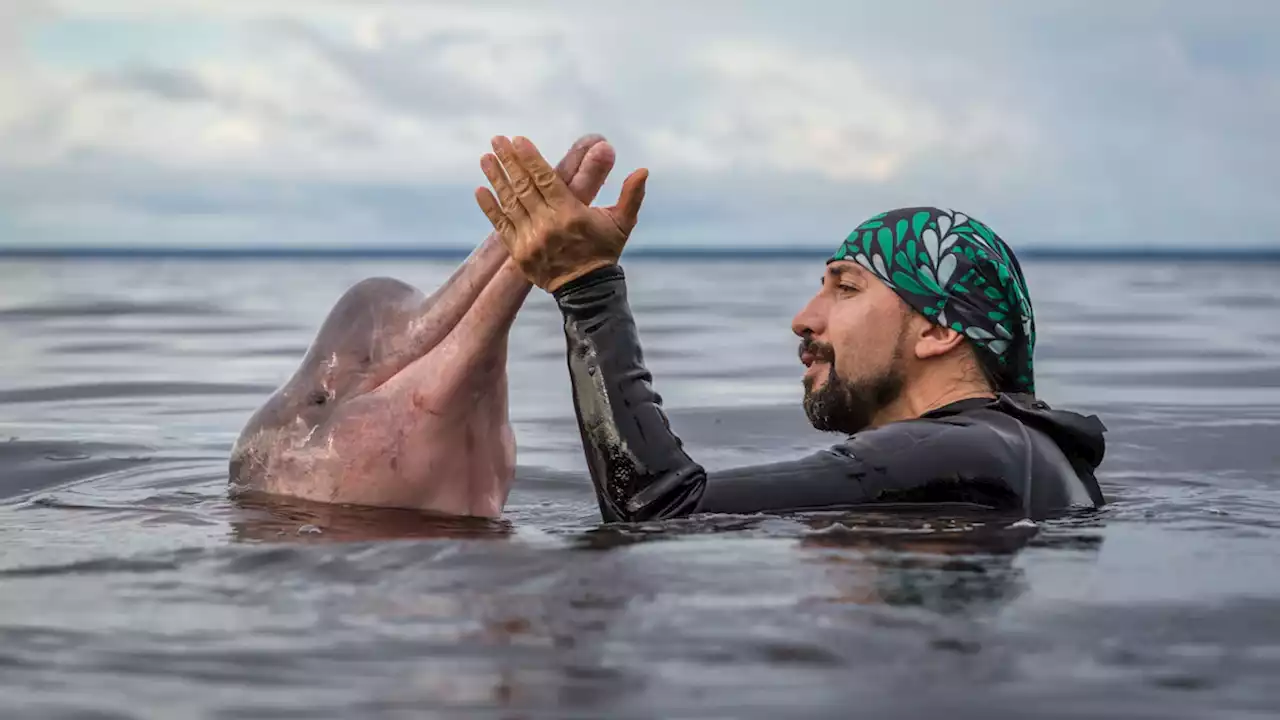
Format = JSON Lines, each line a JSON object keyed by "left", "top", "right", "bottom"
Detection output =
{"left": 491, "top": 136, "right": 544, "bottom": 215}
{"left": 477, "top": 135, "right": 616, "bottom": 269}
{"left": 480, "top": 153, "right": 528, "bottom": 224}
{"left": 446, "top": 138, "right": 606, "bottom": 307}
{"left": 608, "top": 168, "right": 649, "bottom": 235}
{"left": 511, "top": 136, "right": 573, "bottom": 207}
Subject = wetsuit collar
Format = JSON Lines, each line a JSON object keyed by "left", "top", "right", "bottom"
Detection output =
{"left": 919, "top": 394, "right": 1002, "bottom": 418}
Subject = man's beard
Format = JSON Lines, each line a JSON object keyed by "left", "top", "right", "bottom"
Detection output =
{"left": 802, "top": 349, "right": 905, "bottom": 435}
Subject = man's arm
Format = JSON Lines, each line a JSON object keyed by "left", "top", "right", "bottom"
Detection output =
{"left": 553, "top": 265, "right": 1024, "bottom": 523}
{"left": 468, "top": 136, "right": 1024, "bottom": 522}
{"left": 552, "top": 265, "right": 704, "bottom": 521}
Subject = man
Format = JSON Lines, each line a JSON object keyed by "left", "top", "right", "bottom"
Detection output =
{"left": 475, "top": 135, "right": 1107, "bottom": 523}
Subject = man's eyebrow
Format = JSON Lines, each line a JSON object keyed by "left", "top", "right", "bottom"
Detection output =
{"left": 826, "top": 262, "right": 866, "bottom": 282}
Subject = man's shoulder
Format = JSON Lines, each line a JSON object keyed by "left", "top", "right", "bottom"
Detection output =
{"left": 831, "top": 404, "right": 1021, "bottom": 477}
{"left": 815, "top": 395, "right": 1106, "bottom": 514}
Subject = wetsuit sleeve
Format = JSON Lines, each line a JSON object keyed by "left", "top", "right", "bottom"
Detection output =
{"left": 552, "top": 265, "right": 1022, "bottom": 523}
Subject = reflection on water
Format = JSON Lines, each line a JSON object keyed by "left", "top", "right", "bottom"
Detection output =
{"left": 0, "top": 257, "right": 1278, "bottom": 718}
{"left": 228, "top": 492, "right": 517, "bottom": 544}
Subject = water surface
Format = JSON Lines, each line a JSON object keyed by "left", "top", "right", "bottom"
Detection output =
{"left": 1, "top": 257, "right": 1279, "bottom": 719}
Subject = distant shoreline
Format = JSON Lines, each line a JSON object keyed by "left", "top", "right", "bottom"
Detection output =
{"left": 2, "top": 246, "right": 1279, "bottom": 262}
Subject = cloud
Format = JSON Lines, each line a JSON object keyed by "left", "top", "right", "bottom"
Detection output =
{"left": 1, "top": 0, "right": 1277, "bottom": 249}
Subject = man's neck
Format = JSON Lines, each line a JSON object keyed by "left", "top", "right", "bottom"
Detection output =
{"left": 870, "top": 379, "right": 995, "bottom": 429}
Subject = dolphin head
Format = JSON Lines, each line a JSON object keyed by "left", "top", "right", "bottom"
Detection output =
{"left": 229, "top": 134, "right": 618, "bottom": 516}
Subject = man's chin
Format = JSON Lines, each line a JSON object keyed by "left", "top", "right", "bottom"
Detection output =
{"left": 802, "top": 364, "right": 901, "bottom": 436}
{"left": 802, "top": 376, "right": 857, "bottom": 434}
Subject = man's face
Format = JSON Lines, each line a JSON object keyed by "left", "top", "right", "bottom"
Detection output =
{"left": 791, "top": 261, "right": 913, "bottom": 434}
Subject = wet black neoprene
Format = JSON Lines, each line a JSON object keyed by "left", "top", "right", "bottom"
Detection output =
{"left": 552, "top": 264, "right": 1107, "bottom": 524}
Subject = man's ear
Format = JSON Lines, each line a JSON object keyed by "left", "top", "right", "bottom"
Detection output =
{"left": 912, "top": 313, "right": 968, "bottom": 360}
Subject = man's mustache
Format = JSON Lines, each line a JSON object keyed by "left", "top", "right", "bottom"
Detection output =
{"left": 799, "top": 336, "right": 836, "bottom": 364}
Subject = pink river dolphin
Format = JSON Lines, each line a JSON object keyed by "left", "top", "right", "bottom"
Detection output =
{"left": 228, "top": 134, "right": 617, "bottom": 518}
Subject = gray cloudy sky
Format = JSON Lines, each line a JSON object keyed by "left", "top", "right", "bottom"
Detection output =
{"left": 2, "top": 0, "right": 1278, "bottom": 250}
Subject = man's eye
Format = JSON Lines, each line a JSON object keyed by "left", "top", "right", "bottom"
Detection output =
{"left": 838, "top": 284, "right": 858, "bottom": 293}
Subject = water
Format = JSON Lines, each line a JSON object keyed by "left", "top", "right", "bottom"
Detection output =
{"left": 1, "top": 256, "right": 1279, "bottom": 719}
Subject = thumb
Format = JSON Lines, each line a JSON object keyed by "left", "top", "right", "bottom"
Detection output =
{"left": 608, "top": 168, "right": 648, "bottom": 235}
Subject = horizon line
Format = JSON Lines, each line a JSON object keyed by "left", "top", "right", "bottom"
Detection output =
{"left": 2, "top": 246, "right": 1280, "bottom": 261}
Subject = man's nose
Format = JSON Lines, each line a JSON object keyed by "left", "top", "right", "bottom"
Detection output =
{"left": 791, "top": 292, "right": 826, "bottom": 339}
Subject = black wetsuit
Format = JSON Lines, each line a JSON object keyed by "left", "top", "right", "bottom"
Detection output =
{"left": 552, "top": 265, "right": 1107, "bottom": 523}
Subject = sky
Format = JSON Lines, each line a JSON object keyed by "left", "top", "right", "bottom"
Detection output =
{"left": 1, "top": 0, "right": 1278, "bottom": 251}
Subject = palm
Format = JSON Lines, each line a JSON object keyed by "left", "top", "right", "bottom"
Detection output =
{"left": 475, "top": 135, "right": 648, "bottom": 291}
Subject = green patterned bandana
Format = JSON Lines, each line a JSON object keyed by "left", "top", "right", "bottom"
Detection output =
{"left": 829, "top": 206, "right": 1036, "bottom": 395}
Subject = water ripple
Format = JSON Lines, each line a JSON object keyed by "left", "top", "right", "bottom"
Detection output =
{"left": 0, "top": 257, "right": 1277, "bottom": 718}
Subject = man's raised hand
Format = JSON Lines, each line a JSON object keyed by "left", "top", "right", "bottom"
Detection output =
{"left": 475, "top": 135, "right": 648, "bottom": 293}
